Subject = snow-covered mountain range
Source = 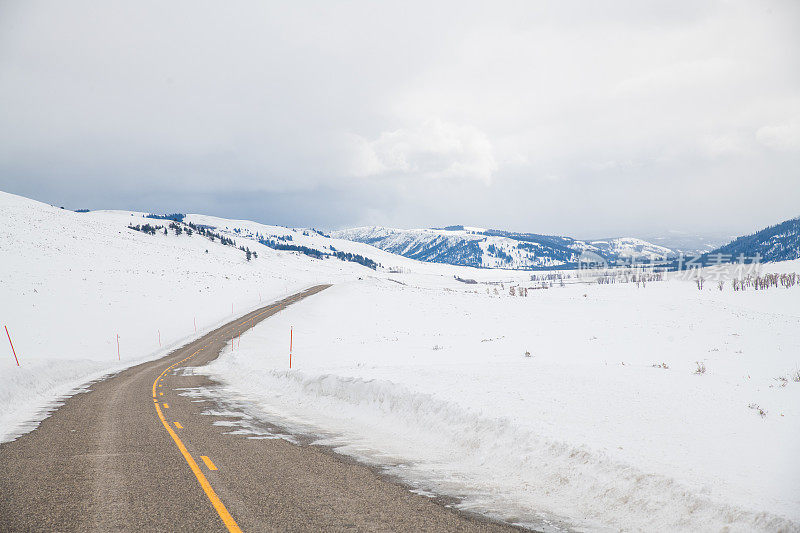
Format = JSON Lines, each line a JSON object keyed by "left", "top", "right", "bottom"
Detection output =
{"left": 332, "top": 226, "right": 678, "bottom": 270}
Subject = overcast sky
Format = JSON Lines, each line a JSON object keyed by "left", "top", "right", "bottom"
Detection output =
{"left": 1, "top": 0, "right": 798, "bottom": 238}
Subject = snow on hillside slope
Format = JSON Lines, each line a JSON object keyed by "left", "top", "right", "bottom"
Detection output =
{"left": 4, "top": 189, "right": 799, "bottom": 531}
{"left": 0, "top": 191, "right": 525, "bottom": 444}
{"left": 333, "top": 226, "right": 677, "bottom": 270}
{"left": 0, "top": 191, "right": 386, "bottom": 442}
{"left": 182, "top": 216, "right": 450, "bottom": 274}
{"left": 200, "top": 266, "right": 800, "bottom": 532}
{"left": 332, "top": 226, "right": 577, "bottom": 269}
{"left": 589, "top": 236, "right": 675, "bottom": 261}
{"left": 709, "top": 215, "right": 800, "bottom": 262}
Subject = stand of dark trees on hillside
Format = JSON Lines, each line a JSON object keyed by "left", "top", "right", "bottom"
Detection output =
{"left": 129, "top": 214, "right": 376, "bottom": 269}
{"left": 259, "top": 238, "right": 378, "bottom": 270}
{"left": 146, "top": 213, "right": 186, "bottom": 222}
{"left": 127, "top": 218, "right": 257, "bottom": 261}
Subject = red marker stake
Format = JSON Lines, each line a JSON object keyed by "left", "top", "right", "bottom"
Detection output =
{"left": 158, "top": 329, "right": 161, "bottom": 347}
{"left": 289, "top": 326, "right": 293, "bottom": 369}
{"left": 5, "top": 326, "right": 19, "bottom": 366}
{"left": 194, "top": 317, "right": 197, "bottom": 333}
{"left": 117, "top": 334, "right": 120, "bottom": 361}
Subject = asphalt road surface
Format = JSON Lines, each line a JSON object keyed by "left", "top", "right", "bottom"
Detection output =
{"left": 0, "top": 285, "right": 522, "bottom": 532}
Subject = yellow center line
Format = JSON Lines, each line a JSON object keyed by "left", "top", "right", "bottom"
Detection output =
{"left": 143, "top": 296, "right": 308, "bottom": 531}
{"left": 151, "top": 352, "right": 241, "bottom": 533}
{"left": 201, "top": 456, "right": 218, "bottom": 471}
{"left": 163, "top": 403, "right": 169, "bottom": 408}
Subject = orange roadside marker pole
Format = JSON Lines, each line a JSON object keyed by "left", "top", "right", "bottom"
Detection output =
{"left": 5, "top": 326, "right": 19, "bottom": 366}
{"left": 289, "top": 326, "right": 293, "bottom": 369}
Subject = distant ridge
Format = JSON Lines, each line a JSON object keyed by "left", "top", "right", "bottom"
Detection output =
{"left": 332, "top": 226, "right": 677, "bottom": 270}
{"left": 708, "top": 216, "right": 800, "bottom": 262}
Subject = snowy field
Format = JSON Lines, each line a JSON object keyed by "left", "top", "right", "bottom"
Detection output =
{"left": 2, "top": 190, "right": 799, "bottom": 532}
{"left": 0, "top": 190, "right": 500, "bottom": 443}
{"left": 201, "top": 269, "right": 800, "bottom": 532}
{"left": 0, "top": 191, "right": 382, "bottom": 442}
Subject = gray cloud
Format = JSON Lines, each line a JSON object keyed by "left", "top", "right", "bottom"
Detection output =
{"left": 1, "top": 0, "right": 798, "bottom": 238}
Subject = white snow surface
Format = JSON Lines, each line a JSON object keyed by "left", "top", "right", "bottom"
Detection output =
{"left": 2, "top": 190, "right": 799, "bottom": 532}
{"left": 0, "top": 191, "right": 378, "bottom": 442}
{"left": 0, "top": 190, "right": 519, "bottom": 442}
{"left": 201, "top": 270, "right": 800, "bottom": 532}
{"left": 589, "top": 236, "right": 676, "bottom": 261}
{"left": 332, "top": 226, "right": 678, "bottom": 269}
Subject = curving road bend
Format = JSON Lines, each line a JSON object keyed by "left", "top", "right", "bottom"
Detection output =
{"left": 0, "top": 285, "right": 521, "bottom": 532}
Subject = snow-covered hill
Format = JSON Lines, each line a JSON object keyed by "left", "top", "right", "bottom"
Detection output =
{"left": 709, "top": 215, "right": 800, "bottom": 262}
{"left": 588, "top": 236, "right": 676, "bottom": 261}
{"left": 0, "top": 191, "right": 489, "bottom": 444}
{"left": 2, "top": 190, "right": 799, "bottom": 532}
{"left": 332, "top": 226, "right": 677, "bottom": 269}
{"left": 3, "top": 190, "right": 563, "bottom": 444}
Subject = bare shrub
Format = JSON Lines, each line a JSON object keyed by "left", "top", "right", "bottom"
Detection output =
{"left": 734, "top": 272, "right": 798, "bottom": 292}
{"left": 775, "top": 376, "right": 788, "bottom": 388}
{"left": 524, "top": 350, "right": 531, "bottom": 358}
{"left": 694, "top": 361, "right": 706, "bottom": 374}
{"left": 748, "top": 403, "right": 767, "bottom": 418}
{"left": 651, "top": 362, "right": 669, "bottom": 369}
{"left": 793, "top": 370, "right": 800, "bottom": 383}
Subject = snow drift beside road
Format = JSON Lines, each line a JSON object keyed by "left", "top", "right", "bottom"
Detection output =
{"left": 201, "top": 276, "right": 800, "bottom": 532}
